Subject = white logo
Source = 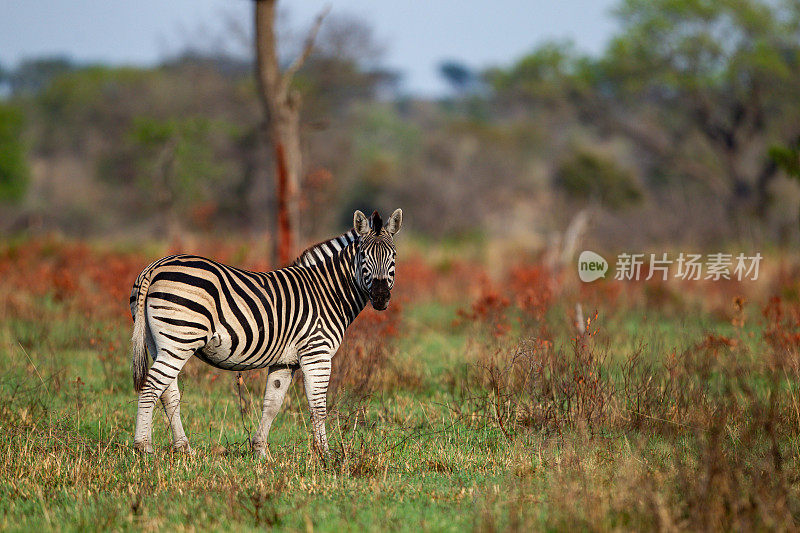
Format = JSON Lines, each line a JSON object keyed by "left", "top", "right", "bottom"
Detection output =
{"left": 578, "top": 251, "right": 608, "bottom": 282}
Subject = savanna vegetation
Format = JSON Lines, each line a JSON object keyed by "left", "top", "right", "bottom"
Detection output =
{"left": 1, "top": 237, "right": 800, "bottom": 530}
{"left": 3, "top": 0, "right": 800, "bottom": 530}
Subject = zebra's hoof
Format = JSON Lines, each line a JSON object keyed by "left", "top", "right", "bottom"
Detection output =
{"left": 173, "top": 440, "right": 194, "bottom": 455}
{"left": 251, "top": 443, "right": 268, "bottom": 459}
{"left": 133, "top": 440, "right": 154, "bottom": 454}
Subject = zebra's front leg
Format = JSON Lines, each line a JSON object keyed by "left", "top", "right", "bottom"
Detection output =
{"left": 300, "top": 355, "right": 332, "bottom": 457}
{"left": 161, "top": 379, "right": 192, "bottom": 454}
{"left": 251, "top": 365, "right": 296, "bottom": 458}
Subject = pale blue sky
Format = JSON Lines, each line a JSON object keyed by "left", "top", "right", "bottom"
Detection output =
{"left": 0, "top": 0, "right": 618, "bottom": 95}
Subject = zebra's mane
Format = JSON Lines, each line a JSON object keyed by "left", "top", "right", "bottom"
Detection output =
{"left": 293, "top": 229, "right": 359, "bottom": 267}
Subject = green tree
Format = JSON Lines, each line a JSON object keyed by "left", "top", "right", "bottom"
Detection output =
{"left": 486, "top": 40, "right": 592, "bottom": 106}
{"left": 439, "top": 60, "right": 476, "bottom": 95}
{"left": 128, "top": 117, "right": 228, "bottom": 238}
{"left": 0, "top": 103, "right": 29, "bottom": 202}
{"left": 555, "top": 149, "right": 642, "bottom": 209}
{"left": 602, "top": 0, "right": 800, "bottom": 217}
{"left": 8, "top": 56, "right": 74, "bottom": 95}
{"left": 770, "top": 137, "right": 800, "bottom": 227}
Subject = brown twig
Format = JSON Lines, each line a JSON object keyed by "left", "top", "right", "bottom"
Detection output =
{"left": 280, "top": 5, "right": 331, "bottom": 97}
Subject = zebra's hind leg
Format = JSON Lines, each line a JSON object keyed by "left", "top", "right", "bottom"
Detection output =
{"left": 161, "top": 379, "right": 192, "bottom": 454}
{"left": 134, "top": 344, "right": 196, "bottom": 453}
{"left": 251, "top": 365, "right": 296, "bottom": 458}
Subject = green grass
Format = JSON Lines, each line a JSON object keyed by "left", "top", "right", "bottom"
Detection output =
{"left": 0, "top": 300, "right": 513, "bottom": 532}
{"left": 1, "top": 292, "right": 799, "bottom": 531}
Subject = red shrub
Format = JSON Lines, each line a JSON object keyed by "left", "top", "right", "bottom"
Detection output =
{"left": 763, "top": 296, "right": 800, "bottom": 355}
{"left": 507, "top": 264, "right": 554, "bottom": 321}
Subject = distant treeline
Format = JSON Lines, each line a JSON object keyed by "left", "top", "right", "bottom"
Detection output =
{"left": 2, "top": 0, "right": 800, "bottom": 249}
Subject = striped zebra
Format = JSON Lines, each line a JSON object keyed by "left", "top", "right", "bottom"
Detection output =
{"left": 129, "top": 208, "right": 402, "bottom": 456}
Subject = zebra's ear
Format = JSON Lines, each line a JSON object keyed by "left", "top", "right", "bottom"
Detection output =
{"left": 386, "top": 208, "right": 403, "bottom": 235}
{"left": 353, "top": 210, "right": 371, "bottom": 236}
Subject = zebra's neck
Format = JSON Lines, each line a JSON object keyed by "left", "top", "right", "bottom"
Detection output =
{"left": 293, "top": 229, "right": 359, "bottom": 268}
{"left": 290, "top": 228, "right": 368, "bottom": 327}
{"left": 330, "top": 243, "right": 370, "bottom": 325}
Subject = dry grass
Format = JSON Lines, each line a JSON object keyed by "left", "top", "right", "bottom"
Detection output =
{"left": 1, "top": 238, "right": 800, "bottom": 530}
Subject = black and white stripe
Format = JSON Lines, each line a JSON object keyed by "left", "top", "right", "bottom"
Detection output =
{"left": 128, "top": 208, "right": 402, "bottom": 455}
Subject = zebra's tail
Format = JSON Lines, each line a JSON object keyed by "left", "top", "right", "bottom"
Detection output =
{"left": 131, "top": 271, "right": 153, "bottom": 393}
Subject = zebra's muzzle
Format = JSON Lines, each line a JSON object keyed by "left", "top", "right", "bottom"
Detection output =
{"left": 369, "top": 279, "right": 391, "bottom": 311}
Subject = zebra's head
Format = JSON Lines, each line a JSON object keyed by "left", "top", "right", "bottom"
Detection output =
{"left": 353, "top": 208, "right": 402, "bottom": 311}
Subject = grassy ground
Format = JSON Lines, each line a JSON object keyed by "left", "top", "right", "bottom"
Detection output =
{"left": 1, "top": 238, "right": 800, "bottom": 531}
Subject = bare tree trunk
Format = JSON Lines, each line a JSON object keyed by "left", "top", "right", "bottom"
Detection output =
{"left": 254, "top": 0, "right": 327, "bottom": 265}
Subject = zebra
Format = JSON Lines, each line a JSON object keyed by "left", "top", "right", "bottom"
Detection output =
{"left": 128, "top": 208, "right": 402, "bottom": 456}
